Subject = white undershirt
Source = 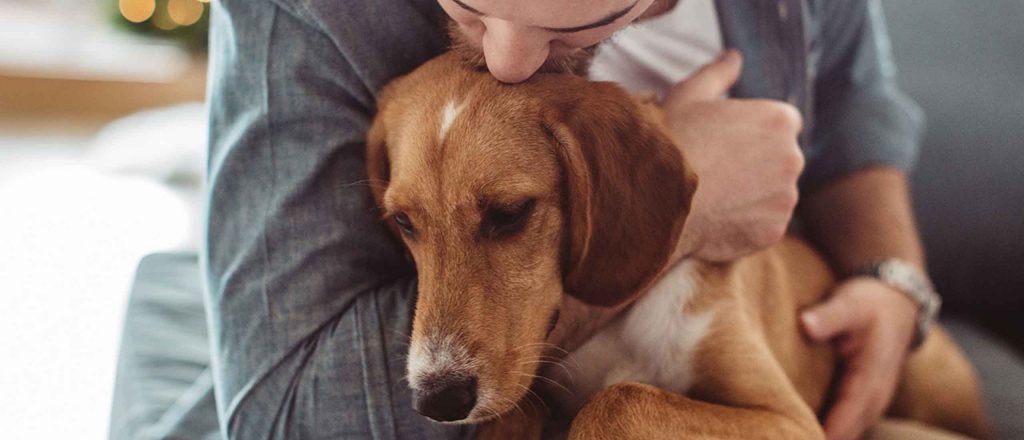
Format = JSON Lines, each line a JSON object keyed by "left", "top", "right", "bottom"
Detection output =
{"left": 588, "top": 0, "right": 723, "bottom": 101}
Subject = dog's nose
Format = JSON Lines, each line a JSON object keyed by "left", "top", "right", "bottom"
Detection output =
{"left": 413, "top": 375, "right": 477, "bottom": 422}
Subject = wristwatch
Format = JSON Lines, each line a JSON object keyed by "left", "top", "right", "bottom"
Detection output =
{"left": 849, "top": 259, "right": 942, "bottom": 350}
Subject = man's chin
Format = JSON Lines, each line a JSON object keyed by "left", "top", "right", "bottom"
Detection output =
{"left": 445, "top": 20, "right": 597, "bottom": 78}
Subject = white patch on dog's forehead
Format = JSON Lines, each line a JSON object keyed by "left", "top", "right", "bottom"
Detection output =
{"left": 438, "top": 99, "right": 466, "bottom": 145}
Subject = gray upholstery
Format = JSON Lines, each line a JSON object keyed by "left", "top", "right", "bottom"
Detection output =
{"left": 944, "top": 317, "right": 1024, "bottom": 439}
{"left": 109, "top": 253, "right": 219, "bottom": 440}
{"left": 885, "top": 1, "right": 1024, "bottom": 318}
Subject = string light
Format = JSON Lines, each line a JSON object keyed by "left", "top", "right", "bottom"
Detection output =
{"left": 119, "top": 0, "right": 156, "bottom": 23}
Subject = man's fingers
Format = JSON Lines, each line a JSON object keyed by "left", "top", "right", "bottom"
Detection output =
{"left": 801, "top": 289, "right": 863, "bottom": 342}
{"left": 670, "top": 49, "right": 743, "bottom": 103}
{"left": 825, "top": 342, "right": 895, "bottom": 440}
{"left": 823, "top": 364, "right": 879, "bottom": 440}
{"left": 814, "top": 281, "right": 914, "bottom": 440}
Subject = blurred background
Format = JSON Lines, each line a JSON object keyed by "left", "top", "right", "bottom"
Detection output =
{"left": 0, "top": 1, "right": 1020, "bottom": 439}
{"left": 1, "top": 0, "right": 206, "bottom": 438}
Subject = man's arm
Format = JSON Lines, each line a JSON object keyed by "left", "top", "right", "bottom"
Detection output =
{"left": 802, "top": 167, "right": 924, "bottom": 272}
{"left": 204, "top": 1, "right": 467, "bottom": 438}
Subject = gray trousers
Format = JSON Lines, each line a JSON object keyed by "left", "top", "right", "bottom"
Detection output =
{"left": 109, "top": 254, "right": 219, "bottom": 440}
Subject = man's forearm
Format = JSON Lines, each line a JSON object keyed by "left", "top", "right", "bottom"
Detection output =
{"left": 801, "top": 166, "right": 926, "bottom": 274}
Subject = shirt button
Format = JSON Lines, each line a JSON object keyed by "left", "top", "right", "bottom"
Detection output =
{"left": 778, "top": 1, "right": 789, "bottom": 21}
{"left": 786, "top": 94, "right": 798, "bottom": 105}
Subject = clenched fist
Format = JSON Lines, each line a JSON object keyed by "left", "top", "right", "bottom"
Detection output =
{"left": 665, "top": 50, "right": 805, "bottom": 262}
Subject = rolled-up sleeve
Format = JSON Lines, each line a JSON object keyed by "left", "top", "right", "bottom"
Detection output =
{"left": 803, "top": 0, "right": 926, "bottom": 191}
{"left": 203, "top": 0, "right": 467, "bottom": 438}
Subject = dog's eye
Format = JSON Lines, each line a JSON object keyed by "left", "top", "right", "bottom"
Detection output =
{"left": 393, "top": 212, "right": 415, "bottom": 238}
{"left": 481, "top": 199, "right": 535, "bottom": 240}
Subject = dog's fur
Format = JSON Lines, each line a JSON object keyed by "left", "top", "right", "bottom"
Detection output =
{"left": 366, "top": 52, "right": 990, "bottom": 439}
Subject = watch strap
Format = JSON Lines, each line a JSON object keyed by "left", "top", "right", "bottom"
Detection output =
{"left": 849, "top": 259, "right": 942, "bottom": 350}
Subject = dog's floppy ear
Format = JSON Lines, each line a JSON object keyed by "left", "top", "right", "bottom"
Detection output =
{"left": 366, "top": 83, "right": 400, "bottom": 210}
{"left": 366, "top": 83, "right": 406, "bottom": 244}
{"left": 366, "top": 115, "right": 390, "bottom": 208}
{"left": 544, "top": 81, "right": 698, "bottom": 307}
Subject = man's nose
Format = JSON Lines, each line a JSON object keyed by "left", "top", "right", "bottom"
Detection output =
{"left": 481, "top": 20, "right": 550, "bottom": 84}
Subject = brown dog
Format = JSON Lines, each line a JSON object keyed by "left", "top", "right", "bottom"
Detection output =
{"left": 365, "top": 52, "right": 990, "bottom": 439}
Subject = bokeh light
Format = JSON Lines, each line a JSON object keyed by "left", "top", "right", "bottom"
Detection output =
{"left": 168, "top": 0, "right": 205, "bottom": 27}
{"left": 119, "top": 0, "right": 156, "bottom": 23}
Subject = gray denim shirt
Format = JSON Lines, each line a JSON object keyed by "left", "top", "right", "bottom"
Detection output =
{"left": 204, "top": 0, "right": 923, "bottom": 438}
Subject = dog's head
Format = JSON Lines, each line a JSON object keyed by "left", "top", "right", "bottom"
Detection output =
{"left": 366, "top": 53, "right": 697, "bottom": 423}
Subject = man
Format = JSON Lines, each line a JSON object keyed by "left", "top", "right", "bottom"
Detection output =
{"left": 200, "top": 0, "right": 929, "bottom": 439}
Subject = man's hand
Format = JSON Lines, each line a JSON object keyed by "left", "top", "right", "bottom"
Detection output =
{"left": 663, "top": 50, "right": 805, "bottom": 262}
{"left": 800, "top": 277, "right": 919, "bottom": 440}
